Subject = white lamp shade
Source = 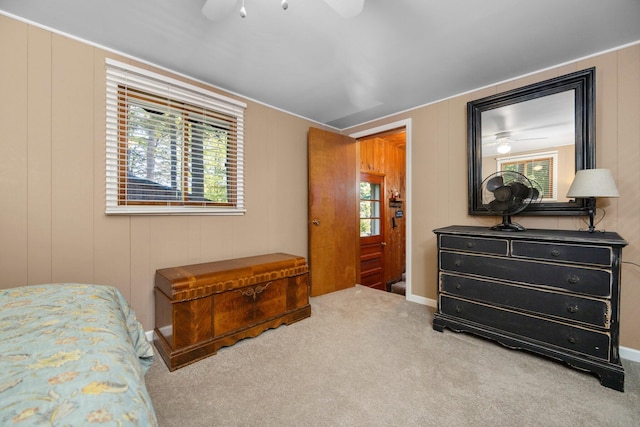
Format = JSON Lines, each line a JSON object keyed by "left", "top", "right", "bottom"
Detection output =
{"left": 566, "top": 169, "right": 620, "bottom": 198}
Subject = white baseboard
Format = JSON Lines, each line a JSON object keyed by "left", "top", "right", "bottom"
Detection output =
{"left": 406, "top": 293, "right": 437, "bottom": 308}
{"left": 620, "top": 346, "right": 640, "bottom": 363}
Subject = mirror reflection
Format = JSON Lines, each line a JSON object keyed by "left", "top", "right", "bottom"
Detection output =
{"left": 481, "top": 91, "right": 575, "bottom": 203}
{"left": 468, "top": 67, "right": 595, "bottom": 216}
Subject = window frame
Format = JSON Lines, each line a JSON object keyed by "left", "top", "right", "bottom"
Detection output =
{"left": 359, "top": 173, "right": 384, "bottom": 242}
{"left": 105, "top": 59, "right": 247, "bottom": 215}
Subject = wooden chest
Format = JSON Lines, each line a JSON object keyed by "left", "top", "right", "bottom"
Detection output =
{"left": 153, "top": 253, "right": 310, "bottom": 370}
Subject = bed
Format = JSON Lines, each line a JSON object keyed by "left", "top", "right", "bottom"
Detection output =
{"left": 0, "top": 283, "right": 157, "bottom": 426}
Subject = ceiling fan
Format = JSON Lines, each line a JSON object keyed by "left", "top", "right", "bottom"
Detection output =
{"left": 202, "top": 0, "right": 366, "bottom": 20}
{"left": 483, "top": 131, "right": 547, "bottom": 154}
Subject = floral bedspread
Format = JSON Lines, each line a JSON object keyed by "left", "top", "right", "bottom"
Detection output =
{"left": 0, "top": 284, "right": 157, "bottom": 426}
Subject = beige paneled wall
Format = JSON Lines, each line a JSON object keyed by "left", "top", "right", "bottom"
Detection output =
{"left": 346, "top": 44, "right": 640, "bottom": 350}
{"left": 1, "top": 14, "right": 639, "bottom": 351}
{"left": 0, "top": 15, "right": 317, "bottom": 330}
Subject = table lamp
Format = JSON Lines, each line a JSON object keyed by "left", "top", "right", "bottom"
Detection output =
{"left": 566, "top": 169, "right": 620, "bottom": 233}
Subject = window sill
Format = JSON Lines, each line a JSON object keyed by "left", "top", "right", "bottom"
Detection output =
{"left": 105, "top": 206, "right": 246, "bottom": 216}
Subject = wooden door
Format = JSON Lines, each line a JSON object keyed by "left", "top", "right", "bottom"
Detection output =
{"left": 359, "top": 172, "right": 386, "bottom": 290}
{"left": 308, "top": 127, "right": 358, "bottom": 296}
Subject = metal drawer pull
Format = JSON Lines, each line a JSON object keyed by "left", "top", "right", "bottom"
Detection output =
{"left": 455, "top": 283, "right": 462, "bottom": 290}
{"left": 551, "top": 249, "right": 560, "bottom": 257}
{"left": 567, "top": 336, "right": 577, "bottom": 344}
{"left": 238, "top": 282, "right": 272, "bottom": 301}
{"left": 455, "top": 260, "right": 462, "bottom": 267}
{"left": 567, "top": 275, "right": 580, "bottom": 284}
{"left": 466, "top": 242, "right": 475, "bottom": 249}
{"left": 455, "top": 305, "right": 462, "bottom": 313}
{"left": 567, "top": 305, "right": 579, "bottom": 313}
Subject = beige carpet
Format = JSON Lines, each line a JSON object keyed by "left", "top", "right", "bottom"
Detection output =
{"left": 145, "top": 285, "right": 640, "bottom": 426}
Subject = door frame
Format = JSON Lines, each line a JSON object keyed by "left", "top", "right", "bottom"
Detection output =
{"left": 349, "top": 119, "right": 420, "bottom": 302}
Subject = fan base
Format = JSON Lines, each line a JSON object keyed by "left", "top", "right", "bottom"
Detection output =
{"left": 491, "top": 215, "right": 527, "bottom": 232}
{"left": 491, "top": 223, "right": 527, "bottom": 232}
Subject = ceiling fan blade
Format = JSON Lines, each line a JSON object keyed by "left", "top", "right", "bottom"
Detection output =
{"left": 322, "top": 0, "right": 365, "bottom": 18}
{"left": 202, "top": 0, "right": 238, "bottom": 21}
{"left": 512, "top": 137, "right": 548, "bottom": 141}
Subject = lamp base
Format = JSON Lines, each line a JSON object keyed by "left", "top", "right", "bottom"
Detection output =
{"left": 587, "top": 197, "right": 596, "bottom": 233}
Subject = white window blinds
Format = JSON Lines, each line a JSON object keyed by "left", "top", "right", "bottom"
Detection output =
{"left": 105, "top": 59, "right": 246, "bottom": 215}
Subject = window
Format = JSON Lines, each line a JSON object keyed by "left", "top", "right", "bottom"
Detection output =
{"left": 497, "top": 151, "right": 558, "bottom": 201}
{"left": 105, "top": 59, "right": 246, "bottom": 215}
{"left": 360, "top": 179, "right": 382, "bottom": 237}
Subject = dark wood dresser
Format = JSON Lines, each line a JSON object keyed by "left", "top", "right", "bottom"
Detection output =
{"left": 433, "top": 225, "right": 627, "bottom": 391}
{"left": 154, "top": 253, "right": 310, "bottom": 370}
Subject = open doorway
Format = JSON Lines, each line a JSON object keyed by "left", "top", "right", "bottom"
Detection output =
{"left": 352, "top": 120, "right": 410, "bottom": 296}
{"left": 306, "top": 120, "right": 411, "bottom": 300}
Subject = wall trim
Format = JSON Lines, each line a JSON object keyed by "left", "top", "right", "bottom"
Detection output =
{"left": 407, "top": 294, "right": 437, "bottom": 308}
{"left": 620, "top": 346, "right": 640, "bottom": 363}
{"left": 0, "top": 10, "right": 338, "bottom": 132}
{"left": 343, "top": 40, "right": 640, "bottom": 131}
{"left": 2, "top": 10, "right": 639, "bottom": 132}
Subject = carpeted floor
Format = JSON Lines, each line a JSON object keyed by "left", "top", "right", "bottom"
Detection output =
{"left": 145, "top": 285, "right": 640, "bottom": 426}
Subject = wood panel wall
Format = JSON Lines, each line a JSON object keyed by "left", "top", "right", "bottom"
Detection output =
{"left": 359, "top": 134, "right": 407, "bottom": 285}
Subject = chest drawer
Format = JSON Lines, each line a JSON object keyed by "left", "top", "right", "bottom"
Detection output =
{"left": 439, "top": 296, "right": 611, "bottom": 360}
{"left": 440, "top": 251, "right": 612, "bottom": 298}
{"left": 512, "top": 241, "right": 612, "bottom": 267}
{"left": 440, "top": 273, "right": 610, "bottom": 328}
{"left": 440, "top": 235, "right": 507, "bottom": 255}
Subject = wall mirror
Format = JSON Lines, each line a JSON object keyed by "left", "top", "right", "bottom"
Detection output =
{"left": 468, "top": 68, "right": 595, "bottom": 216}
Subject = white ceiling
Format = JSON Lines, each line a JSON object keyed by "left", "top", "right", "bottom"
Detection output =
{"left": 1, "top": 0, "right": 639, "bottom": 130}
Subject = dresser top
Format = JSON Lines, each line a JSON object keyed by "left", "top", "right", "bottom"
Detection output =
{"left": 434, "top": 225, "right": 627, "bottom": 247}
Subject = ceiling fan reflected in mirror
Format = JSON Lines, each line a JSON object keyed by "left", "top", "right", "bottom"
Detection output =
{"left": 202, "top": 0, "right": 366, "bottom": 20}
{"left": 484, "top": 131, "right": 548, "bottom": 155}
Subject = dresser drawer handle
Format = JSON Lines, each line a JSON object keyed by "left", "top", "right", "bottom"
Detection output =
{"left": 455, "top": 283, "right": 462, "bottom": 290}
{"left": 551, "top": 249, "right": 560, "bottom": 257}
{"left": 455, "top": 305, "right": 462, "bottom": 313}
{"left": 466, "top": 242, "right": 475, "bottom": 249}
{"left": 567, "top": 305, "right": 579, "bottom": 313}
{"left": 567, "top": 336, "right": 577, "bottom": 344}
{"left": 454, "top": 260, "right": 462, "bottom": 267}
{"left": 567, "top": 275, "right": 580, "bottom": 284}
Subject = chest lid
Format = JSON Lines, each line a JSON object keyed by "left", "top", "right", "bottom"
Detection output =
{"left": 155, "top": 252, "right": 308, "bottom": 301}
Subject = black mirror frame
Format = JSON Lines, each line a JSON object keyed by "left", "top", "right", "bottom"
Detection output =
{"left": 468, "top": 67, "right": 595, "bottom": 216}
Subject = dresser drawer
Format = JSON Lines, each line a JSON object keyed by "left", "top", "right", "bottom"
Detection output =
{"left": 440, "top": 273, "right": 610, "bottom": 328}
{"left": 440, "top": 251, "right": 612, "bottom": 298}
{"left": 439, "top": 296, "right": 611, "bottom": 360}
{"left": 439, "top": 235, "right": 508, "bottom": 255}
{"left": 512, "top": 241, "right": 612, "bottom": 267}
